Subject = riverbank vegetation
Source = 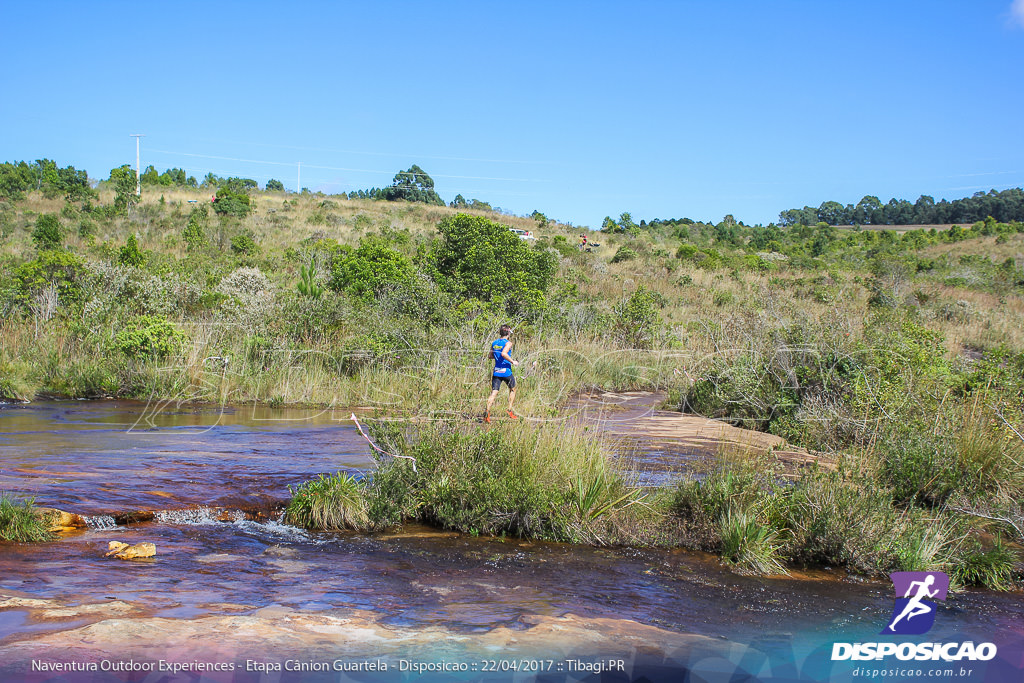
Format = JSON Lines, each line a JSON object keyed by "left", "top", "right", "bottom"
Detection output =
{"left": 1, "top": 161, "right": 1022, "bottom": 584}
{"left": 0, "top": 494, "right": 54, "bottom": 543}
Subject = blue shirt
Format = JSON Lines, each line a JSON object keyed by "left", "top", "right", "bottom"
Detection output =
{"left": 491, "top": 338, "right": 512, "bottom": 377}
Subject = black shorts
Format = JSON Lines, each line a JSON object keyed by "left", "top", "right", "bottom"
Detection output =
{"left": 491, "top": 374, "right": 516, "bottom": 391}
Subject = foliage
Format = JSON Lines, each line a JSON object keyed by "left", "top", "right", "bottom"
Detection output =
{"left": 140, "top": 166, "right": 197, "bottom": 188}
{"left": 108, "top": 164, "right": 138, "bottom": 216}
{"left": 118, "top": 234, "right": 146, "bottom": 267}
{"left": 0, "top": 495, "right": 55, "bottom": 542}
{"left": 780, "top": 188, "right": 1024, "bottom": 226}
{"left": 214, "top": 186, "right": 252, "bottom": 218}
{"left": 266, "top": 179, "right": 285, "bottom": 192}
{"left": 12, "top": 249, "right": 85, "bottom": 307}
{"left": 361, "top": 421, "right": 642, "bottom": 545}
{"left": 230, "top": 230, "right": 260, "bottom": 255}
{"left": 114, "top": 315, "right": 185, "bottom": 359}
{"left": 611, "top": 246, "right": 638, "bottom": 263}
{"left": 328, "top": 239, "right": 415, "bottom": 297}
{"left": 381, "top": 165, "right": 444, "bottom": 205}
{"left": 31, "top": 214, "right": 63, "bottom": 250}
{"left": 297, "top": 263, "right": 323, "bottom": 299}
{"left": 183, "top": 205, "right": 207, "bottom": 251}
{"left": 285, "top": 471, "right": 369, "bottom": 531}
{"left": 614, "top": 285, "right": 662, "bottom": 349}
{"left": 430, "top": 213, "right": 557, "bottom": 312}
{"left": 0, "top": 159, "right": 91, "bottom": 201}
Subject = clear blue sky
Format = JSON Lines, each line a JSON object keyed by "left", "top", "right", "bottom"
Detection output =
{"left": 3, "top": 1, "right": 1023, "bottom": 228}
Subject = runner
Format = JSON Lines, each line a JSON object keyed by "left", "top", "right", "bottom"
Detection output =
{"left": 485, "top": 324, "right": 519, "bottom": 423}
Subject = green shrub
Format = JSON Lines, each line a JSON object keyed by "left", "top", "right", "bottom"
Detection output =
{"left": 118, "top": 234, "right": 146, "bottom": 267}
{"left": 12, "top": 249, "right": 84, "bottom": 307}
{"left": 362, "top": 421, "right": 642, "bottom": 545}
{"left": 611, "top": 246, "right": 638, "bottom": 263}
{"left": 31, "top": 214, "right": 63, "bottom": 250}
{"left": 953, "top": 537, "right": 1017, "bottom": 590}
{"left": 719, "top": 508, "right": 786, "bottom": 574}
{"left": 183, "top": 206, "right": 207, "bottom": 251}
{"left": 0, "top": 495, "right": 55, "bottom": 542}
{"left": 214, "top": 187, "right": 251, "bottom": 217}
{"left": 285, "top": 472, "right": 369, "bottom": 531}
{"left": 713, "top": 290, "right": 734, "bottom": 307}
{"left": 230, "top": 230, "right": 260, "bottom": 256}
{"left": 614, "top": 285, "right": 663, "bottom": 349}
{"left": 430, "top": 213, "right": 557, "bottom": 310}
{"left": 114, "top": 315, "right": 185, "bottom": 359}
{"left": 329, "top": 239, "right": 414, "bottom": 297}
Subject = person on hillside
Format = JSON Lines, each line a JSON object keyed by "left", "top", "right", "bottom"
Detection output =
{"left": 485, "top": 324, "right": 519, "bottom": 423}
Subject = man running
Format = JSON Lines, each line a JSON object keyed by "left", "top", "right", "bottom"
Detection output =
{"left": 485, "top": 324, "right": 519, "bottom": 423}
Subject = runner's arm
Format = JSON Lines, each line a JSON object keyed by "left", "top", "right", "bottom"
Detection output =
{"left": 501, "top": 342, "right": 519, "bottom": 366}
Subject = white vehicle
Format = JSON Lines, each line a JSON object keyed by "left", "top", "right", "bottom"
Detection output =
{"left": 510, "top": 228, "right": 536, "bottom": 240}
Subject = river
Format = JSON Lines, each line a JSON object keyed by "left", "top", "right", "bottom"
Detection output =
{"left": 0, "top": 400, "right": 1021, "bottom": 682}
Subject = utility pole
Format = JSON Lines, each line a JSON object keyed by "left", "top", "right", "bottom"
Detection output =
{"left": 130, "top": 134, "right": 145, "bottom": 196}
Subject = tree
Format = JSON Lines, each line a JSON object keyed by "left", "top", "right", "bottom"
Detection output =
{"left": 450, "top": 194, "right": 467, "bottom": 208}
{"left": 329, "top": 239, "right": 415, "bottom": 297}
{"left": 183, "top": 205, "right": 207, "bottom": 252}
{"left": 31, "top": 214, "right": 63, "bottom": 250}
{"left": 214, "top": 186, "right": 252, "bottom": 218}
{"left": 266, "top": 179, "right": 285, "bottom": 192}
{"left": 382, "top": 165, "right": 444, "bottom": 205}
{"left": 817, "top": 201, "right": 845, "bottom": 225}
{"left": 430, "top": 213, "right": 556, "bottom": 311}
{"left": 531, "top": 210, "right": 549, "bottom": 230}
{"left": 119, "top": 234, "right": 146, "bottom": 267}
{"left": 109, "top": 165, "right": 138, "bottom": 216}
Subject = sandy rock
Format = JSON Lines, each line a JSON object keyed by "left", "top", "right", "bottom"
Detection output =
{"left": 105, "top": 541, "right": 156, "bottom": 560}
{"left": 35, "top": 508, "right": 87, "bottom": 532}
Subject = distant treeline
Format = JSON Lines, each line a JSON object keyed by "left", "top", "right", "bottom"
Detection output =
{"left": 0, "top": 159, "right": 92, "bottom": 201}
{"left": 779, "top": 188, "right": 1024, "bottom": 227}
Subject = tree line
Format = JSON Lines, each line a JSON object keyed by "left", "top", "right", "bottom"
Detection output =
{"left": 779, "top": 188, "right": 1024, "bottom": 226}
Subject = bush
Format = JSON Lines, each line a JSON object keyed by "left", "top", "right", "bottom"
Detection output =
{"left": 430, "top": 213, "right": 557, "bottom": 311}
{"left": 285, "top": 472, "right": 369, "bottom": 531}
{"left": 614, "top": 285, "right": 663, "bottom": 349}
{"left": 214, "top": 187, "right": 252, "bottom": 217}
{"left": 329, "top": 239, "right": 414, "bottom": 297}
{"left": 31, "top": 214, "right": 63, "bottom": 250}
{"left": 0, "top": 495, "right": 55, "bottom": 542}
{"left": 12, "top": 249, "right": 84, "bottom": 307}
{"left": 183, "top": 206, "right": 207, "bottom": 251}
{"left": 361, "top": 421, "right": 642, "bottom": 544}
{"left": 114, "top": 315, "right": 185, "bottom": 359}
{"left": 230, "top": 230, "right": 260, "bottom": 256}
{"left": 611, "top": 246, "right": 638, "bottom": 263}
{"left": 118, "top": 234, "right": 146, "bottom": 267}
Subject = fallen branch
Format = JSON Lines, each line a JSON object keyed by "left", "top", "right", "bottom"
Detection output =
{"left": 350, "top": 413, "right": 417, "bottom": 472}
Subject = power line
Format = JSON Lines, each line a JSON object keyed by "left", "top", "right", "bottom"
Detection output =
{"left": 147, "top": 148, "right": 547, "bottom": 183}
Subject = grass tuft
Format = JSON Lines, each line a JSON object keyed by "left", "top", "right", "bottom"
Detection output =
{"left": 284, "top": 472, "right": 369, "bottom": 531}
{"left": 0, "top": 494, "right": 56, "bottom": 542}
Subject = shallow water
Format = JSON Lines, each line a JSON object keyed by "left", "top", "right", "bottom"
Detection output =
{"left": 1, "top": 400, "right": 1022, "bottom": 660}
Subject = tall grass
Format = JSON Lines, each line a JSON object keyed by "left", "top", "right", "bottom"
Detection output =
{"left": 284, "top": 472, "right": 369, "bottom": 531}
{"left": 286, "top": 420, "right": 647, "bottom": 545}
{"left": 0, "top": 494, "right": 55, "bottom": 542}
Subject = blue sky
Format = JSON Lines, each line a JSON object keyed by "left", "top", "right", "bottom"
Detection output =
{"left": 3, "top": 1, "right": 1023, "bottom": 228}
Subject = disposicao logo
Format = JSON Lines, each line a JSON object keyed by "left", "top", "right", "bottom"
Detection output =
{"left": 831, "top": 571, "right": 998, "bottom": 663}
{"left": 883, "top": 571, "right": 948, "bottom": 636}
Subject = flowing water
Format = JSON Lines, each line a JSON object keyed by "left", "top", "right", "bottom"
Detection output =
{"left": 1, "top": 400, "right": 1022, "bottom": 680}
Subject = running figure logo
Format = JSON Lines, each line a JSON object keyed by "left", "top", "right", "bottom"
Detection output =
{"left": 882, "top": 571, "right": 949, "bottom": 635}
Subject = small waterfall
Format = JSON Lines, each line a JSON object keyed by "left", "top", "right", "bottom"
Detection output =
{"left": 84, "top": 515, "right": 118, "bottom": 530}
{"left": 154, "top": 507, "right": 220, "bottom": 525}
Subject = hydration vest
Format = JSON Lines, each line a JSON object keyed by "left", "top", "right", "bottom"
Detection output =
{"left": 491, "top": 338, "right": 512, "bottom": 377}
